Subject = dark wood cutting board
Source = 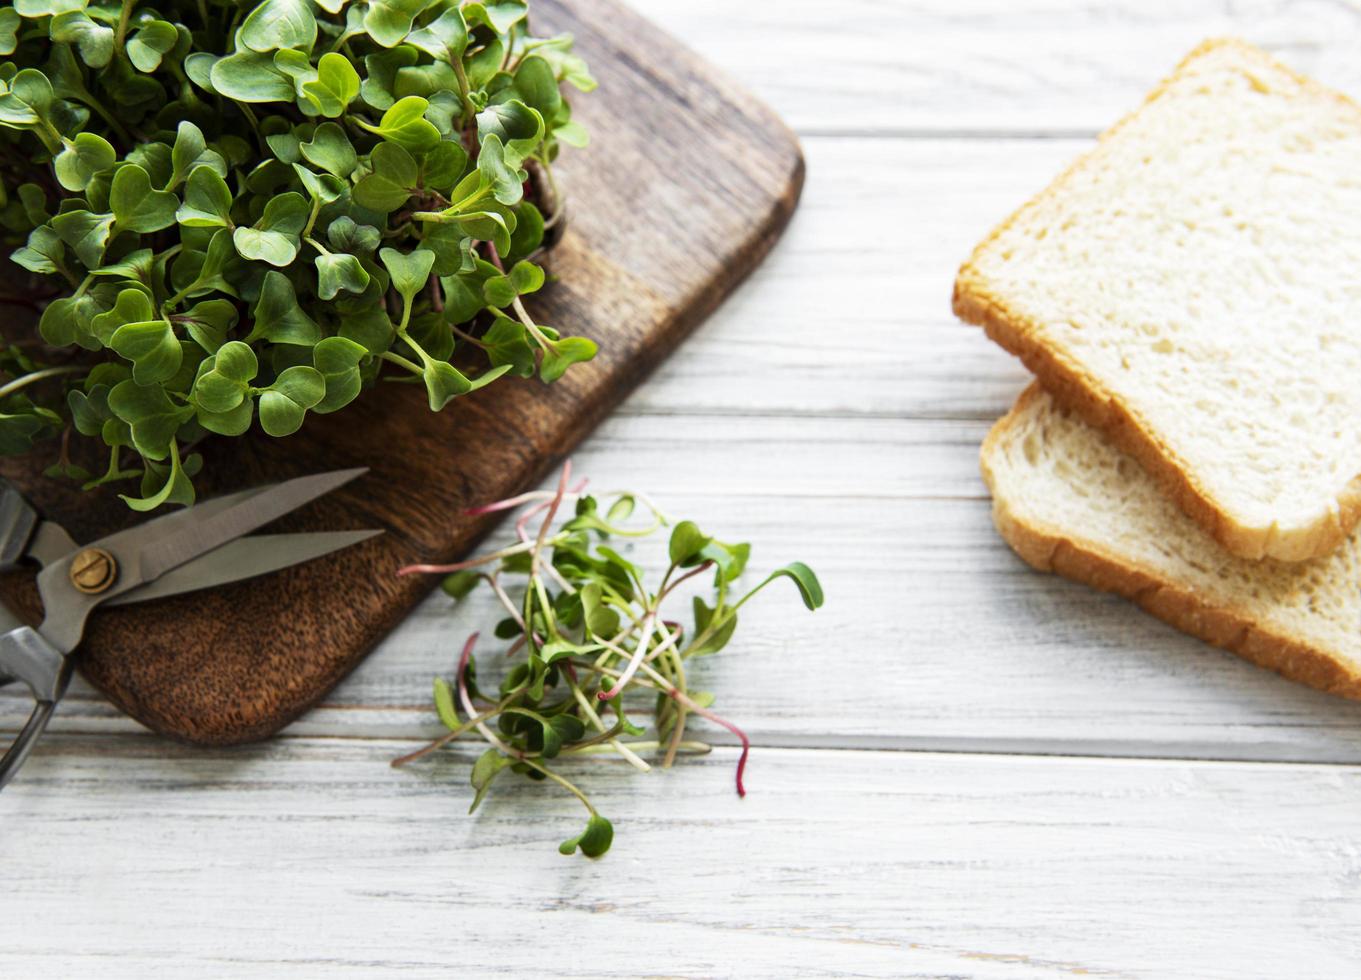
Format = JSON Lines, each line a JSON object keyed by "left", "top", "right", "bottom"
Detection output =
{"left": 0, "top": 0, "right": 803, "bottom": 744}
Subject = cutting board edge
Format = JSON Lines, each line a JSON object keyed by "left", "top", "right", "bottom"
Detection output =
{"left": 126, "top": 144, "right": 806, "bottom": 747}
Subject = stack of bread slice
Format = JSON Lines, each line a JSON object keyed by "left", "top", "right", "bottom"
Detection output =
{"left": 953, "top": 38, "right": 1361, "bottom": 698}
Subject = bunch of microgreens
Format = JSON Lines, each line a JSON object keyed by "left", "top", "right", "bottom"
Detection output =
{"left": 393, "top": 462, "right": 824, "bottom": 858}
{"left": 0, "top": 0, "right": 593, "bottom": 509}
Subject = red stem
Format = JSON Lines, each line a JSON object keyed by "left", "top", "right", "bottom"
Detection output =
{"left": 670, "top": 689, "right": 750, "bottom": 798}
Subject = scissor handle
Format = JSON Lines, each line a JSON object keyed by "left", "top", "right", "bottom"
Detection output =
{"left": 0, "top": 479, "right": 38, "bottom": 573}
{"left": 0, "top": 620, "right": 69, "bottom": 790}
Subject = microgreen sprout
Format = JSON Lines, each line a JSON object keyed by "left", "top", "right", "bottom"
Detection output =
{"left": 393, "top": 461, "right": 825, "bottom": 857}
{"left": 0, "top": 0, "right": 595, "bottom": 508}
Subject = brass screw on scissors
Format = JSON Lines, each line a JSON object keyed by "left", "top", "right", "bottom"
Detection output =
{"left": 69, "top": 548, "right": 117, "bottom": 595}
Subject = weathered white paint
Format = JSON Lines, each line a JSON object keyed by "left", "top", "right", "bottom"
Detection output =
{"left": 4, "top": 739, "right": 1361, "bottom": 979}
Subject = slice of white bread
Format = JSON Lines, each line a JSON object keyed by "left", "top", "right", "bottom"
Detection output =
{"left": 982, "top": 384, "right": 1361, "bottom": 700}
{"left": 955, "top": 38, "right": 1361, "bottom": 563}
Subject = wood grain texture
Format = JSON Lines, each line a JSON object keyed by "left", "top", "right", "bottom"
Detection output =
{"left": 629, "top": 0, "right": 1361, "bottom": 136}
{"left": 0, "top": 0, "right": 804, "bottom": 745}
{"left": 5, "top": 736, "right": 1361, "bottom": 979}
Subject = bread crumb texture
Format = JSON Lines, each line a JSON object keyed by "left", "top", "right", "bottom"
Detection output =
{"left": 983, "top": 386, "right": 1361, "bottom": 698}
{"left": 956, "top": 39, "right": 1361, "bottom": 562}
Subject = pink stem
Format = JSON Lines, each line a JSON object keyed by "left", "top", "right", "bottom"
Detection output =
{"left": 531, "top": 461, "right": 572, "bottom": 574}
{"left": 464, "top": 491, "right": 553, "bottom": 516}
{"left": 670, "top": 689, "right": 750, "bottom": 797}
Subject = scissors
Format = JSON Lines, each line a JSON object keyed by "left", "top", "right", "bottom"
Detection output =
{"left": 0, "top": 467, "right": 380, "bottom": 790}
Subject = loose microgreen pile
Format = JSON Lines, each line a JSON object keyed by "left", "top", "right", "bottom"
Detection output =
{"left": 0, "top": 0, "right": 593, "bottom": 508}
{"left": 393, "top": 462, "right": 824, "bottom": 858}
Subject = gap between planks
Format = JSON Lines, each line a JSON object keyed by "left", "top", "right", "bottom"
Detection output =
{"left": 15, "top": 706, "right": 1361, "bottom": 769}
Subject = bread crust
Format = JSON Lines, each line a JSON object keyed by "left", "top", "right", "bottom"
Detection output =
{"left": 954, "top": 38, "right": 1361, "bottom": 564}
{"left": 981, "top": 386, "right": 1361, "bottom": 701}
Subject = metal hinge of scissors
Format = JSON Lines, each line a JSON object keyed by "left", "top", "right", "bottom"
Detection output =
{"left": 0, "top": 467, "right": 380, "bottom": 790}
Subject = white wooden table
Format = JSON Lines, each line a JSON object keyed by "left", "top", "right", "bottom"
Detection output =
{"left": 7, "top": 4, "right": 1361, "bottom": 976}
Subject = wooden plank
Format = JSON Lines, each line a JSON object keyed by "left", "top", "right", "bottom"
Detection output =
{"left": 0, "top": 0, "right": 804, "bottom": 747}
{"left": 617, "top": 135, "right": 1079, "bottom": 420}
{"left": 4, "top": 736, "right": 1360, "bottom": 978}
{"left": 15, "top": 485, "right": 1361, "bottom": 762}
{"left": 627, "top": 0, "right": 1361, "bottom": 135}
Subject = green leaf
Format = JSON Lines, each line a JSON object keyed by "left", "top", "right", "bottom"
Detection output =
{"left": 359, "top": 46, "right": 418, "bottom": 110}
{"left": 11, "top": 226, "right": 65, "bottom": 275}
{"left": 669, "top": 520, "right": 712, "bottom": 567}
{"left": 302, "top": 52, "right": 359, "bottom": 116}
{"left": 464, "top": 1, "right": 527, "bottom": 34}
{"left": 292, "top": 164, "right": 344, "bottom": 206}
{"left": 312, "top": 336, "right": 367, "bottom": 413}
{"left": 554, "top": 119, "right": 588, "bottom": 148}
{"left": 337, "top": 303, "right": 394, "bottom": 353}
{"left": 299, "top": 121, "right": 358, "bottom": 177}
{"left": 539, "top": 335, "right": 597, "bottom": 383}
{"left": 0, "top": 9, "right": 19, "bottom": 57}
{"left": 177, "top": 299, "right": 238, "bottom": 353}
{"left": 176, "top": 166, "right": 234, "bottom": 227}
{"left": 558, "top": 813, "right": 613, "bottom": 858}
{"left": 688, "top": 599, "right": 737, "bottom": 657}
{"left": 53, "top": 132, "right": 116, "bottom": 192}
{"left": 477, "top": 100, "right": 544, "bottom": 167}
{"left": 327, "top": 216, "right": 381, "bottom": 256}
{"left": 88, "top": 283, "right": 151, "bottom": 346}
{"left": 513, "top": 55, "right": 562, "bottom": 121}
{"left": 126, "top": 19, "right": 178, "bottom": 73}
{"left": 49, "top": 11, "right": 114, "bottom": 69}
{"left": 171, "top": 228, "right": 237, "bottom": 301}
{"left": 233, "top": 192, "right": 308, "bottom": 266}
{"left": 476, "top": 133, "right": 524, "bottom": 206}
{"left": 168, "top": 121, "right": 225, "bottom": 190}
{"left": 0, "top": 68, "right": 53, "bottom": 131}
{"left": 379, "top": 246, "right": 435, "bottom": 302}
{"left": 110, "top": 317, "right": 182, "bottom": 385}
{"left": 440, "top": 570, "right": 480, "bottom": 600}
{"left": 258, "top": 365, "right": 325, "bottom": 436}
{"left": 351, "top": 141, "right": 417, "bottom": 212}
{"left": 579, "top": 582, "right": 620, "bottom": 638}
{"left": 433, "top": 676, "right": 460, "bottom": 729}
{"left": 248, "top": 271, "right": 321, "bottom": 346}
{"left": 482, "top": 316, "right": 536, "bottom": 377}
{"left": 39, "top": 293, "right": 102, "bottom": 349}
{"left": 0, "top": 406, "right": 57, "bottom": 455}
{"left": 50, "top": 209, "right": 114, "bottom": 269}
{"left": 315, "top": 251, "right": 370, "bottom": 300}
{"left": 210, "top": 51, "right": 294, "bottom": 102}
{"left": 121, "top": 441, "right": 194, "bottom": 511}
{"left": 110, "top": 164, "right": 178, "bottom": 233}
{"left": 400, "top": 9, "right": 464, "bottom": 64}
{"left": 364, "top": 0, "right": 434, "bottom": 47}
{"left": 108, "top": 379, "right": 192, "bottom": 460}
{"left": 241, "top": 0, "right": 318, "bottom": 53}
{"left": 701, "top": 539, "right": 751, "bottom": 585}
{"left": 421, "top": 140, "right": 468, "bottom": 193}
{"left": 422, "top": 360, "right": 472, "bottom": 410}
{"left": 469, "top": 747, "right": 508, "bottom": 813}
{"left": 358, "top": 96, "right": 441, "bottom": 153}
{"left": 192, "top": 341, "right": 258, "bottom": 413}
{"left": 758, "top": 562, "right": 824, "bottom": 610}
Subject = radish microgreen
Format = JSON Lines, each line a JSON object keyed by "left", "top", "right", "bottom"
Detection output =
{"left": 0, "top": 0, "right": 594, "bottom": 507}
{"left": 393, "top": 462, "right": 825, "bottom": 858}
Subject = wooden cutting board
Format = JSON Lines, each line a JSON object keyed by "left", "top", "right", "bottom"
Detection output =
{"left": 0, "top": 0, "right": 803, "bottom": 744}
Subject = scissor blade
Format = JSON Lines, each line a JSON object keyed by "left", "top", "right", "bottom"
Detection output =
{"left": 130, "top": 467, "right": 367, "bottom": 585}
{"left": 104, "top": 530, "right": 381, "bottom": 606}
